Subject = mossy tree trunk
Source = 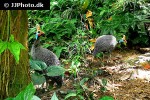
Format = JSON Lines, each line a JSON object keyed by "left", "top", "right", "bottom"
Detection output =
{"left": 0, "top": 10, "right": 30, "bottom": 99}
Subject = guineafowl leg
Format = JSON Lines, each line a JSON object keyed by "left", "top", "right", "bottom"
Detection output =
{"left": 105, "top": 52, "right": 111, "bottom": 63}
{"left": 47, "top": 76, "right": 62, "bottom": 89}
{"left": 44, "top": 76, "right": 55, "bottom": 89}
{"left": 96, "top": 53, "right": 104, "bottom": 67}
{"left": 101, "top": 53, "right": 105, "bottom": 66}
{"left": 108, "top": 53, "right": 111, "bottom": 62}
{"left": 55, "top": 76, "right": 63, "bottom": 88}
{"left": 48, "top": 80, "right": 55, "bottom": 89}
{"left": 96, "top": 52, "right": 105, "bottom": 66}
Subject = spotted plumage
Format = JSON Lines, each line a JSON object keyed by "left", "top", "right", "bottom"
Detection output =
{"left": 31, "top": 24, "right": 62, "bottom": 88}
{"left": 93, "top": 35, "right": 118, "bottom": 57}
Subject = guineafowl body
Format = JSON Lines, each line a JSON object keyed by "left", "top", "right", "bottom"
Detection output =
{"left": 93, "top": 35, "right": 118, "bottom": 57}
{"left": 31, "top": 40, "right": 60, "bottom": 66}
{"left": 31, "top": 25, "right": 62, "bottom": 88}
{"left": 31, "top": 39, "right": 62, "bottom": 87}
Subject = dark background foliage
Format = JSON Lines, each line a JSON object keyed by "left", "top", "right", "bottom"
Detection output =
{"left": 28, "top": 0, "right": 150, "bottom": 60}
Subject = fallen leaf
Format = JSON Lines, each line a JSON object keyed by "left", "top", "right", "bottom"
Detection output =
{"left": 89, "top": 38, "right": 96, "bottom": 42}
{"left": 86, "top": 10, "right": 92, "bottom": 18}
{"left": 90, "top": 44, "right": 95, "bottom": 51}
{"left": 144, "top": 63, "right": 150, "bottom": 69}
{"left": 108, "top": 16, "right": 112, "bottom": 21}
{"left": 120, "top": 73, "right": 132, "bottom": 81}
{"left": 87, "top": 18, "right": 94, "bottom": 28}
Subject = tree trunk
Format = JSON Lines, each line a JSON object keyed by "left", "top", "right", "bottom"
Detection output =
{"left": 0, "top": 10, "right": 30, "bottom": 99}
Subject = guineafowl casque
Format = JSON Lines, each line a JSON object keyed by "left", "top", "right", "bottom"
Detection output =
{"left": 31, "top": 24, "right": 62, "bottom": 88}
{"left": 93, "top": 35, "right": 126, "bottom": 62}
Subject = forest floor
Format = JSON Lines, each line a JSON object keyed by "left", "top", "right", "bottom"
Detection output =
{"left": 36, "top": 49, "right": 150, "bottom": 100}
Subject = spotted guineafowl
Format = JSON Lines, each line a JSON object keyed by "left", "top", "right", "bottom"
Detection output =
{"left": 93, "top": 35, "right": 126, "bottom": 61}
{"left": 31, "top": 24, "right": 62, "bottom": 88}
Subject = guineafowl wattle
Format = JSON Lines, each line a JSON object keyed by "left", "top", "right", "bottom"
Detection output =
{"left": 31, "top": 24, "right": 62, "bottom": 88}
{"left": 93, "top": 35, "right": 118, "bottom": 57}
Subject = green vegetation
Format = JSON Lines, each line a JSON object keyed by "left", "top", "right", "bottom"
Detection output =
{"left": 27, "top": 0, "right": 150, "bottom": 99}
{"left": 0, "top": 35, "right": 25, "bottom": 63}
{"left": 30, "top": 59, "right": 65, "bottom": 86}
{"left": 5, "top": 83, "right": 40, "bottom": 100}
{"left": 28, "top": 0, "right": 150, "bottom": 62}
{"left": 2, "top": 0, "right": 150, "bottom": 99}
{"left": 0, "top": 10, "right": 30, "bottom": 99}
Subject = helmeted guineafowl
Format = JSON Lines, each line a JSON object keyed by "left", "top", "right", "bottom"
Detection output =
{"left": 31, "top": 24, "right": 62, "bottom": 88}
{"left": 93, "top": 35, "right": 126, "bottom": 61}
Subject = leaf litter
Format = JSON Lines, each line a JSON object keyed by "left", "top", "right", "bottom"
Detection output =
{"left": 36, "top": 49, "right": 150, "bottom": 100}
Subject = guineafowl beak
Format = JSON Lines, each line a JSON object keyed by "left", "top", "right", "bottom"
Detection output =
{"left": 39, "top": 31, "right": 45, "bottom": 36}
{"left": 118, "top": 35, "right": 127, "bottom": 46}
{"left": 122, "top": 35, "right": 127, "bottom": 46}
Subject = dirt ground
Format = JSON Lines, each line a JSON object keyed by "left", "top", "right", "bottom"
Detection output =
{"left": 36, "top": 49, "right": 150, "bottom": 100}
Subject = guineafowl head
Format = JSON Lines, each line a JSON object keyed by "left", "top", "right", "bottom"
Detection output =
{"left": 35, "top": 24, "right": 45, "bottom": 40}
{"left": 33, "top": 24, "right": 45, "bottom": 47}
{"left": 118, "top": 35, "right": 127, "bottom": 46}
{"left": 35, "top": 30, "right": 45, "bottom": 40}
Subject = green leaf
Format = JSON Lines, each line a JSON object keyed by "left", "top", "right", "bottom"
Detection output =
{"left": 65, "top": 92, "right": 77, "bottom": 100}
{"left": 53, "top": 46, "right": 66, "bottom": 58}
{"left": 51, "top": 92, "right": 58, "bottom": 100}
{"left": 5, "top": 98, "right": 14, "bottom": 100}
{"left": 82, "top": 85, "right": 88, "bottom": 90}
{"left": 77, "top": 89, "right": 83, "bottom": 94}
{"left": 15, "top": 83, "right": 35, "bottom": 100}
{"left": 78, "top": 95, "right": 84, "bottom": 100}
{"left": 0, "top": 41, "right": 7, "bottom": 54}
{"left": 96, "top": 52, "right": 103, "bottom": 58}
{"left": 102, "top": 78, "right": 107, "bottom": 86}
{"left": 31, "top": 73, "right": 46, "bottom": 85}
{"left": 30, "top": 59, "right": 47, "bottom": 71}
{"left": 80, "top": 78, "right": 89, "bottom": 86}
{"left": 5, "top": 83, "right": 39, "bottom": 100}
{"left": 8, "top": 41, "right": 25, "bottom": 63}
{"left": 46, "top": 66, "right": 65, "bottom": 76}
{"left": 100, "top": 86, "right": 107, "bottom": 92}
{"left": 32, "top": 96, "right": 41, "bottom": 100}
{"left": 82, "top": 0, "right": 90, "bottom": 11}
{"left": 99, "top": 96, "right": 114, "bottom": 100}
{"left": 10, "top": 34, "right": 14, "bottom": 42}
